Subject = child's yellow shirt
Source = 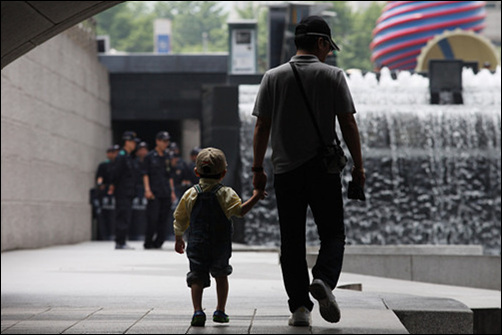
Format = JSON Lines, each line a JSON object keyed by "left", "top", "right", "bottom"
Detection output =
{"left": 173, "top": 178, "right": 243, "bottom": 236}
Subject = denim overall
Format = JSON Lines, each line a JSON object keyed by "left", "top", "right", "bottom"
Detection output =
{"left": 186, "top": 184, "right": 233, "bottom": 288}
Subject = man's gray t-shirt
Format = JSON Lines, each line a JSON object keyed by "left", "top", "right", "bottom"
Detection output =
{"left": 252, "top": 55, "right": 357, "bottom": 174}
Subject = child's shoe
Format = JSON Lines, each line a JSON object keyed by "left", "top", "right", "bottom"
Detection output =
{"left": 213, "top": 310, "right": 229, "bottom": 323}
{"left": 191, "top": 310, "right": 206, "bottom": 327}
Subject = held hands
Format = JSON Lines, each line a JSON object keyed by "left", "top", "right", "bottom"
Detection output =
{"left": 253, "top": 188, "right": 268, "bottom": 200}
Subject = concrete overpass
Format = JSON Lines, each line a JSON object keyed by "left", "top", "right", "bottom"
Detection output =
{"left": 1, "top": 1, "right": 124, "bottom": 69}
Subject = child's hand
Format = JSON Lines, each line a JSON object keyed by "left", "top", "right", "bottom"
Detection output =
{"left": 175, "top": 237, "right": 185, "bottom": 254}
{"left": 253, "top": 189, "right": 268, "bottom": 200}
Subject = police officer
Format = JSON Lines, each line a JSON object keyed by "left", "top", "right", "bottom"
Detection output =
{"left": 130, "top": 141, "right": 149, "bottom": 240}
{"left": 187, "top": 147, "right": 201, "bottom": 187}
{"left": 143, "top": 131, "right": 176, "bottom": 249}
{"left": 95, "top": 144, "right": 119, "bottom": 240}
{"left": 108, "top": 131, "right": 138, "bottom": 250}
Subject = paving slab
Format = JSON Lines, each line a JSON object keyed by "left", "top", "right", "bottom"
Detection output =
{"left": 2, "top": 241, "right": 495, "bottom": 334}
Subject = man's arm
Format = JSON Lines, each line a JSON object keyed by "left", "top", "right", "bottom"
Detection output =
{"left": 170, "top": 178, "right": 176, "bottom": 202}
{"left": 107, "top": 156, "right": 123, "bottom": 195}
{"left": 143, "top": 175, "right": 154, "bottom": 199}
{"left": 252, "top": 116, "right": 271, "bottom": 190}
{"left": 337, "top": 113, "right": 366, "bottom": 186}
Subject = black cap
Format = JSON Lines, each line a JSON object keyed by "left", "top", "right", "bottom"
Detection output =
{"left": 106, "top": 145, "right": 116, "bottom": 153}
{"left": 295, "top": 16, "right": 340, "bottom": 52}
{"left": 156, "top": 131, "right": 170, "bottom": 140}
{"left": 112, "top": 144, "right": 121, "bottom": 151}
{"left": 190, "top": 147, "right": 201, "bottom": 156}
{"left": 137, "top": 141, "right": 148, "bottom": 149}
{"left": 122, "top": 131, "right": 137, "bottom": 141}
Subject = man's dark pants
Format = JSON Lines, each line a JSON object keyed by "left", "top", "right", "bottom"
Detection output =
{"left": 274, "top": 157, "right": 345, "bottom": 313}
{"left": 115, "top": 196, "right": 133, "bottom": 246}
{"left": 145, "top": 197, "right": 171, "bottom": 248}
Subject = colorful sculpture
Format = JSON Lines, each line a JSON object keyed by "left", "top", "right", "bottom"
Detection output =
{"left": 371, "top": 1, "right": 488, "bottom": 71}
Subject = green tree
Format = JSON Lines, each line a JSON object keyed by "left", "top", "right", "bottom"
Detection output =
{"left": 95, "top": 1, "right": 383, "bottom": 71}
{"left": 154, "top": 1, "right": 228, "bottom": 53}
{"left": 96, "top": 2, "right": 155, "bottom": 52}
{"left": 96, "top": 1, "right": 228, "bottom": 53}
{"left": 340, "top": 2, "right": 384, "bottom": 70}
{"left": 302, "top": 1, "right": 384, "bottom": 71}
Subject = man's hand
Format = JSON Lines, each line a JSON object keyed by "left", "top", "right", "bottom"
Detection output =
{"left": 351, "top": 166, "right": 366, "bottom": 188}
{"left": 145, "top": 189, "right": 155, "bottom": 200}
{"left": 175, "top": 236, "right": 185, "bottom": 254}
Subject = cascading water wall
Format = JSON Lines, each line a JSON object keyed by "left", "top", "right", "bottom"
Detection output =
{"left": 239, "top": 67, "right": 501, "bottom": 255}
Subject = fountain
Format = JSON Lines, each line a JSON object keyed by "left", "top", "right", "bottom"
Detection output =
{"left": 239, "top": 67, "right": 501, "bottom": 255}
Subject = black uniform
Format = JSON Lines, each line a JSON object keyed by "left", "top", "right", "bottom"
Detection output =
{"left": 143, "top": 150, "right": 173, "bottom": 248}
{"left": 187, "top": 160, "right": 199, "bottom": 187}
{"left": 95, "top": 159, "right": 115, "bottom": 240}
{"left": 130, "top": 157, "right": 147, "bottom": 240}
{"left": 111, "top": 149, "right": 137, "bottom": 246}
{"left": 172, "top": 158, "right": 191, "bottom": 199}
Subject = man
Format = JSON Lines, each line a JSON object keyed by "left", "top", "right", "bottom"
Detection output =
{"left": 252, "top": 16, "right": 365, "bottom": 326}
{"left": 187, "top": 147, "right": 201, "bottom": 187}
{"left": 95, "top": 144, "right": 119, "bottom": 240}
{"left": 108, "top": 131, "right": 138, "bottom": 250}
{"left": 130, "top": 141, "right": 149, "bottom": 240}
{"left": 170, "top": 152, "right": 192, "bottom": 200}
{"left": 143, "top": 131, "right": 176, "bottom": 249}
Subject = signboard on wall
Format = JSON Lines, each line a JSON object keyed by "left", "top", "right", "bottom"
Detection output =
{"left": 228, "top": 21, "right": 257, "bottom": 74}
{"left": 154, "top": 19, "right": 171, "bottom": 54}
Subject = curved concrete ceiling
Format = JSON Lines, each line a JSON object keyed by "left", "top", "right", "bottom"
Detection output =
{"left": 1, "top": 1, "right": 124, "bottom": 69}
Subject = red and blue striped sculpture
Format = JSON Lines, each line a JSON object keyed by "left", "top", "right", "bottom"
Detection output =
{"left": 371, "top": 1, "right": 487, "bottom": 71}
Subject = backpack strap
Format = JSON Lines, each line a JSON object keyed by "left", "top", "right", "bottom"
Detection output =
{"left": 211, "top": 183, "right": 224, "bottom": 194}
{"left": 193, "top": 184, "right": 203, "bottom": 194}
{"left": 193, "top": 183, "right": 223, "bottom": 194}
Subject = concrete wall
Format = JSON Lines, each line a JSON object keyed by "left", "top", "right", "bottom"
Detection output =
{"left": 306, "top": 245, "right": 501, "bottom": 290}
{"left": 1, "top": 24, "right": 111, "bottom": 251}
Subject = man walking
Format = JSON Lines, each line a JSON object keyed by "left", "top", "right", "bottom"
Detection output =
{"left": 108, "top": 131, "right": 138, "bottom": 250}
{"left": 251, "top": 16, "right": 365, "bottom": 326}
{"left": 142, "top": 131, "right": 176, "bottom": 249}
{"left": 95, "top": 145, "right": 119, "bottom": 240}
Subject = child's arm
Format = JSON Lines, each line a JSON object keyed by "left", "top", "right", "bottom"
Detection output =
{"left": 241, "top": 189, "right": 266, "bottom": 216}
{"left": 173, "top": 191, "right": 191, "bottom": 254}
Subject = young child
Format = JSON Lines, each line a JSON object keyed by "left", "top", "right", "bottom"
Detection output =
{"left": 173, "top": 147, "right": 264, "bottom": 327}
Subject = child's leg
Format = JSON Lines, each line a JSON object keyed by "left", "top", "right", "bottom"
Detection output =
{"left": 191, "top": 281, "right": 204, "bottom": 312}
{"left": 215, "top": 275, "right": 228, "bottom": 312}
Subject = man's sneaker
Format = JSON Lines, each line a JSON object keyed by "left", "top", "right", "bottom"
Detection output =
{"left": 115, "top": 243, "right": 134, "bottom": 250}
{"left": 213, "top": 310, "right": 229, "bottom": 323}
{"left": 309, "top": 279, "right": 341, "bottom": 323}
{"left": 191, "top": 310, "right": 206, "bottom": 327}
{"left": 288, "top": 306, "right": 311, "bottom": 327}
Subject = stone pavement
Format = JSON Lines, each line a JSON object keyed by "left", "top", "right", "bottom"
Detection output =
{"left": 1, "top": 241, "right": 499, "bottom": 334}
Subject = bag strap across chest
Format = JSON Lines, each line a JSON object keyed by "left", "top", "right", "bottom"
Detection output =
{"left": 193, "top": 183, "right": 223, "bottom": 195}
{"left": 289, "top": 62, "right": 342, "bottom": 147}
